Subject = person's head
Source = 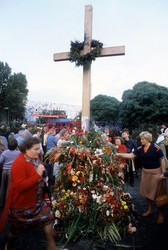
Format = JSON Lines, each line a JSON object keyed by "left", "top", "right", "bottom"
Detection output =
{"left": 19, "top": 137, "right": 41, "bottom": 159}
{"left": 8, "top": 139, "right": 18, "bottom": 150}
{"left": 34, "top": 128, "right": 41, "bottom": 137}
{"left": 8, "top": 132, "right": 15, "bottom": 141}
{"left": 101, "top": 133, "right": 108, "bottom": 143}
{"left": 161, "top": 123, "right": 168, "bottom": 129}
{"left": 48, "top": 127, "right": 56, "bottom": 135}
{"left": 43, "top": 126, "right": 49, "bottom": 133}
{"left": 104, "top": 126, "right": 110, "bottom": 135}
{"left": 26, "top": 124, "right": 33, "bottom": 131}
{"left": 121, "top": 130, "right": 130, "bottom": 140}
{"left": 60, "top": 130, "right": 68, "bottom": 140}
{"left": 114, "top": 137, "right": 124, "bottom": 147}
{"left": 139, "top": 131, "right": 152, "bottom": 145}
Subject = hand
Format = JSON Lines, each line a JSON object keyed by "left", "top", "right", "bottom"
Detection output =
{"left": 160, "top": 173, "right": 166, "bottom": 180}
{"left": 36, "top": 164, "right": 45, "bottom": 176}
{"left": 115, "top": 153, "right": 120, "bottom": 157}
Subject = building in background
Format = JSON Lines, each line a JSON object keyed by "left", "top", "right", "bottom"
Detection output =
{"left": 25, "top": 101, "right": 81, "bottom": 122}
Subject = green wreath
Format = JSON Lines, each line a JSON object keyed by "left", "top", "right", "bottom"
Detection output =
{"left": 69, "top": 39, "right": 103, "bottom": 67}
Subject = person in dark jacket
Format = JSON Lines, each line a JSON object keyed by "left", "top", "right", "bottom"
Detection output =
{"left": 121, "top": 129, "right": 138, "bottom": 186}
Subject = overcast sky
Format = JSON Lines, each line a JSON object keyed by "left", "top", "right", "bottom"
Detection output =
{"left": 0, "top": 0, "right": 168, "bottom": 107}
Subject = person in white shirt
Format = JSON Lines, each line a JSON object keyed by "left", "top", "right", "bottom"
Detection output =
{"left": 160, "top": 123, "right": 168, "bottom": 158}
{"left": 156, "top": 130, "right": 168, "bottom": 168}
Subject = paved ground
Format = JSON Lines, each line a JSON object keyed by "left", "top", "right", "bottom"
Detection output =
{"left": 1, "top": 176, "right": 168, "bottom": 250}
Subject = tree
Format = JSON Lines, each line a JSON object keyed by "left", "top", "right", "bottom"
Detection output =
{"left": 90, "top": 94, "right": 120, "bottom": 123}
{"left": 0, "top": 62, "right": 11, "bottom": 110}
{"left": 0, "top": 61, "right": 28, "bottom": 121}
{"left": 119, "top": 81, "right": 168, "bottom": 131}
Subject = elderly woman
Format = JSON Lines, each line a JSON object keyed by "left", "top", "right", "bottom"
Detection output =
{"left": 0, "top": 137, "right": 64, "bottom": 250}
{"left": 116, "top": 131, "right": 166, "bottom": 224}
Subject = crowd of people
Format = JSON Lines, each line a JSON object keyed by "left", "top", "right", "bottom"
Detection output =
{"left": 0, "top": 122, "right": 168, "bottom": 249}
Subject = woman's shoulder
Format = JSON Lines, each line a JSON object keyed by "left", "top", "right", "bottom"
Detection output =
{"left": 150, "top": 143, "right": 162, "bottom": 153}
{"left": 12, "top": 153, "right": 25, "bottom": 165}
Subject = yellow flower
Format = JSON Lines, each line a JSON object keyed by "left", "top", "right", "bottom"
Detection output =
{"left": 72, "top": 175, "right": 78, "bottom": 182}
{"left": 63, "top": 195, "right": 67, "bottom": 200}
{"left": 121, "top": 200, "right": 126, "bottom": 206}
{"left": 67, "top": 189, "right": 71, "bottom": 193}
{"left": 79, "top": 195, "right": 83, "bottom": 200}
{"left": 103, "top": 147, "right": 111, "bottom": 154}
{"left": 61, "top": 189, "right": 66, "bottom": 193}
{"left": 124, "top": 205, "right": 128, "bottom": 210}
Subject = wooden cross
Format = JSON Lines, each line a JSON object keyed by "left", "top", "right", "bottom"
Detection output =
{"left": 53, "top": 5, "right": 125, "bottom": 130}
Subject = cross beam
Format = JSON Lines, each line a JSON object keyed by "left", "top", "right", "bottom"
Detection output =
{"left": 53, "top": 5, "right": 125, "bottom": 130}
{"left": 53, "top": 46, "right": 125, "bottom": 62}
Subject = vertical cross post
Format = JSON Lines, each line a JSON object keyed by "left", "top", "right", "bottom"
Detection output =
{"left": 82, "top": 5, "right": 92, "bottom": 131}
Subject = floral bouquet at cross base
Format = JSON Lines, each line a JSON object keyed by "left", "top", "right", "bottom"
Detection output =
{"left": 45, "top": 129, "right": 134, "bottom": 245}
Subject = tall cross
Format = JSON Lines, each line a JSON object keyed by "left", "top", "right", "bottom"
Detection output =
{"left": 53, "top": 5, "right": 125, "bottom": 130}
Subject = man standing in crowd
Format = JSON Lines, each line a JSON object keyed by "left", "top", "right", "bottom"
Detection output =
{"left": 122, "top": 129, "right": 138, "bottom": 187}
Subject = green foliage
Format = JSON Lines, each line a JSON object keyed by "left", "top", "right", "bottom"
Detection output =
{"left": 90, "top": 94, "right": 120, "bottom": 122}
{"left": 0, "top": 62, "right": 11, "bottom": 110}
{"left": 0, "top": 61, "right": 28, "bottom": 121}
{"left": 69, "top": 40, "right": 103, "bottom": 67}
{"left": 119, "top": 81, "right": 168, "bottom": 130}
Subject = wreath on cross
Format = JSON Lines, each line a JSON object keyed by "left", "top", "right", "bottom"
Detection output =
{"left": 69, "top": 39, "right": 103, "bottom": 67}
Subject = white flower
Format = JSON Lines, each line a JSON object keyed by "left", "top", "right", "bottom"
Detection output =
{"left": 92, "top": 194, "right": 97, "bottom": 200}
{"left": 96, "top": 195, "right": 102, "bottom": 204}
{"left": 55, "top": 210, "right": 61, "bottom": 218}
{"left": 89, "top": 173, "right": 93, "bottom": 182}
{"left": 123, "top": 192, "right": 132, "bottom": 199}
{"left": 106, "top": 210, "right": 110, "bottom": 216}
{"left": 52, "top": 200, "right": 57, "bottom": 207}
{"left": 95, "top": 148, "right": 103, "bottom": 156}
{"left": 21, "top": 123, "right": 26, "bottom": 128}
{"left": 70, "top": 169, "right": 75, "bottom": 175}
{"left": 103, "top": 185, "right": 108, "bottom": 191}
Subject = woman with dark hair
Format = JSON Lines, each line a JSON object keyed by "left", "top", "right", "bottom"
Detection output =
{"left": 114, "top": 137, "right": 127, "bottom": 164}
{"left": 0, "top": 137, "right": 63, "bottom": 250}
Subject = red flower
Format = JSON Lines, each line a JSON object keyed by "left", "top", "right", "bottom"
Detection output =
{"left": 80, "top": 176, "right": 86, "bottom": 183}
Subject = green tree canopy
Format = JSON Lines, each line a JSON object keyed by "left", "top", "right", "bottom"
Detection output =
{"left": 119, "top": 81, "right": 168, "bottom": 130}
{"left": 0, "top": 61, "right": 28, "bottom": 121}
{"left": 0, "top": 62, "right": 11, "bottom": 110}
{"left": 90, "top": 94, "right": 120, "bottom": 122}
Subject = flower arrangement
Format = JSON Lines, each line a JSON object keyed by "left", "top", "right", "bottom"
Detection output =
{"left": 46, "top": 130, "right": 133, "bottom": 245}
{"left": 69, "top": 40, "right": 103, "bottom": 67}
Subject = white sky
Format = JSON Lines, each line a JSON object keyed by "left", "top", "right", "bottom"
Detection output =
{"left": 0, "top": 0, "right": 168, "bottom": 106}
